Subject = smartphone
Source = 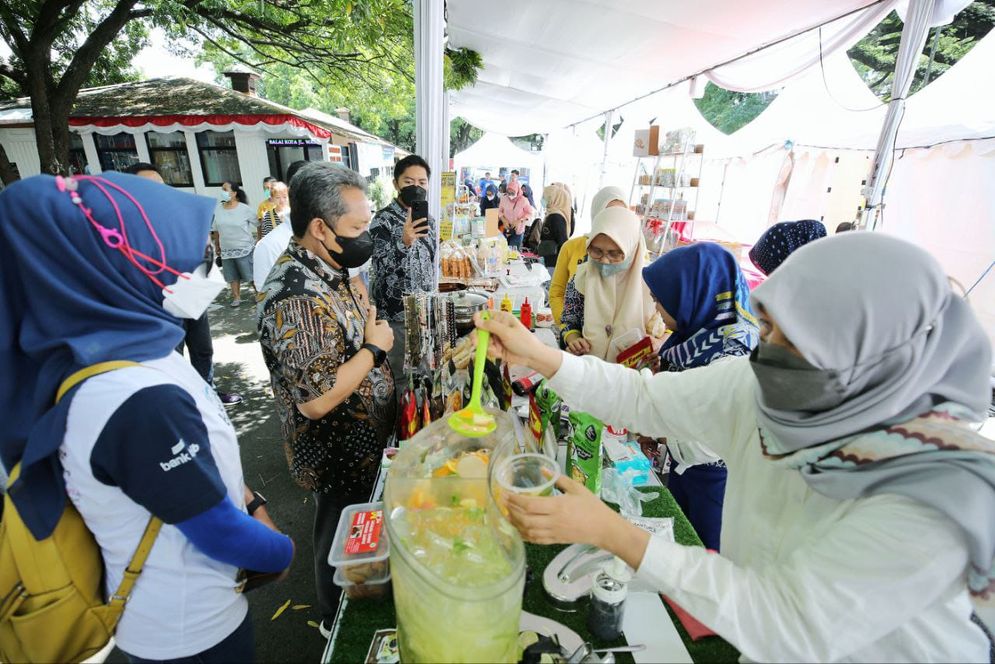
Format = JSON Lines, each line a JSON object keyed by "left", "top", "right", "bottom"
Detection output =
{"left": 411, "top": 200, "right": 429, "bottom": 232}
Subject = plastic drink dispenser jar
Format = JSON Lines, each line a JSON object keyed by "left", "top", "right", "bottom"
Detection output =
{"left": 385, "top": 408, "right": 526, "bottom": 662}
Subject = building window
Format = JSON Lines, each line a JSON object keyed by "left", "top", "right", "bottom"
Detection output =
{"left": 196, "top": 130, "right": 241, "bottom": 186}
{"left": 265, "top": 138, "right": 326, "bottom": 181}
{"left": 69, "top": 133, "right": 88, "bottom": 175}
{"left": 339, "top": 144, "right": 352, "bottom": 169}
{"left": 146, "top": 131, "right": 193, "bottom": 187}
{"left": 95, "top": 132, "right": 139, "bottom": 172}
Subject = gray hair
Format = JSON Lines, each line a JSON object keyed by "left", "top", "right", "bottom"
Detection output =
{"left": 289, "top": 162, "right": 367, "bottom": 237}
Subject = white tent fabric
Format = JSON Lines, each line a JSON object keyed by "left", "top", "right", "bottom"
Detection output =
{"left": 452, "top": 132, "right": 546, "bottom": 193}
{"left": 863, "top": 0, "right": 939, "bottom": 228}
{"left": 837, "top": 30, "right": 995, "bottom": 150}
{"left": 710, "top": 51, "right": 884, "bottom": 158}
{"left": 448, "top": 0, "right": 904, "bottom": 135}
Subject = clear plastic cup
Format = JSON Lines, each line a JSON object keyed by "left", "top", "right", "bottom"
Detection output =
{"left": 494, "top": 453, "right": 560, "bottom": 497}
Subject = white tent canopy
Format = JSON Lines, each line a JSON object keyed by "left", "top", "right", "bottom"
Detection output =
{"left": 453, "top": 132, "right": 545, "bottom": 191}
{"left": 448, "top": 0, "right": 903, "bottom": 135}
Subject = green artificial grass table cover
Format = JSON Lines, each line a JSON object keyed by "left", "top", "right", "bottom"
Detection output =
{"left": 325, "top": 486, "right": 740, "bottom": 663}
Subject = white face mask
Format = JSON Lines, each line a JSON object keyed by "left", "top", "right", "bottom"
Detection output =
{"left": 162, "top": 263, "right": 224, "bottom": 319}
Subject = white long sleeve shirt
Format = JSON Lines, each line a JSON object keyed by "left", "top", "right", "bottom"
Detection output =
{"left": 548, "top": 353, "right": 990, "bottom": 663}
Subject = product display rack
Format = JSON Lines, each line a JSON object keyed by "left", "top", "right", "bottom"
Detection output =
{"left": 628, "top": 133, "right": 705, "bottom": 256}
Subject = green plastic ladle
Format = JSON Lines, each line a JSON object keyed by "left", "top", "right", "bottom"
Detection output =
{"left": 447, "top": 310, "right": 497, "bottom": 437}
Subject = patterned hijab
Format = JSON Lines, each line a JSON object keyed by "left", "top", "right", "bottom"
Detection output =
{"left": 749, "top": 219, "right": 827, "bottom": 275}
{"left": 643, "top": 242, "right": 759, "bottom": 371}
{"left": 751, "top": 232, "right": 994, "bottom": 600}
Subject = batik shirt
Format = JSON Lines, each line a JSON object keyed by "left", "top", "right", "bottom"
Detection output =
{"left": 369, "top": 199, "right": 437, "bottom": 322}
{"left": 257, "top": 239, "right": 396, "bottom": 494}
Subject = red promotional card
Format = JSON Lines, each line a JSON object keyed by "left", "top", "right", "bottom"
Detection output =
{"left": 345, "top": 509, "right": 384, "bottom": 555}
{"left": 616, "top": 335, "right": 654, "bottom": 369}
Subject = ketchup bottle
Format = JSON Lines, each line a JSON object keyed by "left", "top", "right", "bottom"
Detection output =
{"left": 520, "top": 297, "right": 533, "bottom": 330}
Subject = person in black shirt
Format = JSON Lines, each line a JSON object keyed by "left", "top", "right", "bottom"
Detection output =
{"left": 479, "top": 184, "right": 500, "bottom": 216}
{"left": 538, "top": 184, "right": 573, "bottom": 270}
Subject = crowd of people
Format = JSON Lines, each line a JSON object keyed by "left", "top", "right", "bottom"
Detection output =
{"left": 0, "top": 151, "right": 993, "bottom": 664}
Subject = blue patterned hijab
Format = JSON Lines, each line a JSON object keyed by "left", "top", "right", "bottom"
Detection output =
{"left": 643, "top": 242, "right": 759, "bottom": 371}
{"left": 0, "top": 173, "right": 214, "bottom": 538}
{"left": 748, "top": 219, "right": 827, "bottom": 276}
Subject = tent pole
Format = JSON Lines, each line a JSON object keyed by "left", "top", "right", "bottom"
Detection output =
{"left": 599, "top": 110, "right": 613, "bottom": 189}
{"left": 859, "top": 0, "right": 937, "bottom": 231}
{"left": 414, "top": 0, "right": 445, "bottom": 222}
{"left": 414, "top": 0, "right": 445, "bottom": 287}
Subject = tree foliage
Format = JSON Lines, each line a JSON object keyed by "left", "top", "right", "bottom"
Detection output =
{"left": 0, "top": 0, "right": 437, "bottom": 173}
{"left": 847, "top": 1, "right": 994, "bottom": 98}
{"left": 201, "top": 42, "right": 483, "bottom": 155}
{"left": 693, "top": 85, "right": 779, "bottom": 135}
{"left": 693, "top": 0, "right": 993, "bottom": 134}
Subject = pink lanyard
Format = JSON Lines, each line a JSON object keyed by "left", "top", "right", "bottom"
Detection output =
{"left": 56, "top": 175, "right": 189, "bottom": 293}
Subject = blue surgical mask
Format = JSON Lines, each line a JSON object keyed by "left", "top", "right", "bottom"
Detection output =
{"left": 220, "top": 191, "right": 231, "bottom": 203}
{"left": 597, "top": 257, "right": 632, "bottom": 278}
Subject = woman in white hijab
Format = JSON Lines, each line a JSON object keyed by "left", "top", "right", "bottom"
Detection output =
{"left": 476, "top": 232, "right": 995, "bottom": 662}
{"left": 559, "top": 206, "right": 658, "bottom": 361}
{"left": 549, "top": 185, "right": 626, "bottom": 325}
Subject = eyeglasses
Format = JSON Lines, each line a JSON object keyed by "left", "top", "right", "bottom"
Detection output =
{"left": 588, "top": 246, "right": 625, "bottom": 262}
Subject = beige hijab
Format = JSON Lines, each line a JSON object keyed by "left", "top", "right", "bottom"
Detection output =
{"left": 573, "top": 207, "right": 654, "bottom": 361}
{"left": 542, "top": 184, "right": 572, "bottom": 227}
{"left": 590, "top": 185, "right": 627, "bottom": 219}
{"left": 550, "top": 182, "right": 575, "bottom": 234}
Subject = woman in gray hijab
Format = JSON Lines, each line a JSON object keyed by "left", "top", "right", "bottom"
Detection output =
{"left": 475, "top": 232, "right": 994, "bottom": 663}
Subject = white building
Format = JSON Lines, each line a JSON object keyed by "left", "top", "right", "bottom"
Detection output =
{"left": 0, "top": 71, "right": 406, "bottom": 210}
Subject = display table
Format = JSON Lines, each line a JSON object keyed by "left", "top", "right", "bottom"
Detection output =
{"left": 321, "top": 486, "right": 739, "bottom": 663}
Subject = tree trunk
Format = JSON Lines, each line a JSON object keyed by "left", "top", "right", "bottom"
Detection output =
{"left": 23, "top": 50, "right": 68, "bottom": 175}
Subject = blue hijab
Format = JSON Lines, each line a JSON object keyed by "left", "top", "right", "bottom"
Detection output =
{"left": 643, "top": 242, "right": 759, "bottom": 372}
{"left": 748, "top": 219, "right": 827, "bottom": 276}
{"left": 0, "top": 173, "right": 215, "bottom": 538}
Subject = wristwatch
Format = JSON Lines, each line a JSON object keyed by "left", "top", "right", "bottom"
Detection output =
{"left": 246, "top": 491, "right": 268, "bottom": 516}
{"left": 362, "top": 343, "right": 387, "bottom": 367}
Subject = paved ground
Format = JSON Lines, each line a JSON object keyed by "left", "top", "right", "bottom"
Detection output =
{"left": 110, "top": 287, "right": 329, "bottom": 663}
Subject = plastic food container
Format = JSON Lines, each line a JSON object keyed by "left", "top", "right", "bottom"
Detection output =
{"left": 385, "top": 409, "right": 526, "bottom": 662}
{"left": 328, "top": 502, "right": 391, "bottom": 599}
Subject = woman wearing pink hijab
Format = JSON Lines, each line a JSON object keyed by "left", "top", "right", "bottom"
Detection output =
{"left": 498, "top": 179, "right": 534, "bottom": 248}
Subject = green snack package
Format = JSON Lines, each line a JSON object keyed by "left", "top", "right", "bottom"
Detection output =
{"left": 565, "top": 411, "right": 604, "bottom": 494}
{"left": 528, "top": 379, "right": 562, "bottom": 447}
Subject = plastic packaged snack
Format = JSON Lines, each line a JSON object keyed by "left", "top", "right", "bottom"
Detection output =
{"left": 328, "top": 502, "right": 391, "bottom": 599}
{"left": 565, "top": 411, "right": 604, "bottom": 494}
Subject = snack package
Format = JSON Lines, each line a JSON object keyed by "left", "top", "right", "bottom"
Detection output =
{"left": 616, "top": 335, "right": 655, "bottom": 370}
{"left": 528, "top": 379, "right": 562, "bottom": 447}
{"left": 565, "top": 411, "right": 604, "bottom": 494}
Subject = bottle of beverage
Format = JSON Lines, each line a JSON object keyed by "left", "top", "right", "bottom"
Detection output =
{"left": 587, "top": 556, "right": 631, "bottom": 641}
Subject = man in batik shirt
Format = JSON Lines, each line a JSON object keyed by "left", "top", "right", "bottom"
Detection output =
{"left": 257, "top": 162, "right": 395, "bottom": 636}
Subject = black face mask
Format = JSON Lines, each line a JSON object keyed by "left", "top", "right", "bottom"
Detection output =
{"left": 749, "top": 342, "right": 848, "bottom": 412}
{"left": 324, "top": 227, "right": 374, "bottom": 269}
{"left": 399, "top": 185, "right": 427, "bottom": 207}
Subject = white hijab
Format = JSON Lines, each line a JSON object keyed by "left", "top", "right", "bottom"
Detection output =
{"left": 574, "top": 207, "right": 654, "bottom": 361}
{"left": 590, "top": 186, "right": 627, "bottom": 220}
